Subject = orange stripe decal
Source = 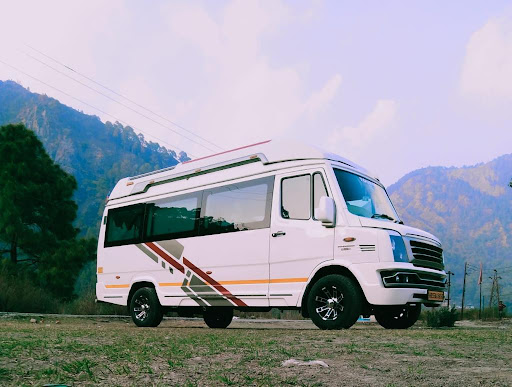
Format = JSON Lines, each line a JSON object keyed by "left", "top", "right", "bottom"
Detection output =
{"left": 203, "top": 278, "right": 308, "bottom": 286}
{"left": 269, "top": 278, "right": 308, "bottom": 284}
{"left": 108, "top": 279, "right": 308, "bottom": 289}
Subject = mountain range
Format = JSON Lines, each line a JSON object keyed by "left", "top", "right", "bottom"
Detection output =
{"left": 389, "top": 154, "right": 512, "bottom": 306}
{"left": 0, "top": 80, "right": 510, "bottom": 306}
{"left": 0, "top": 80, "right": 187, "bottom": 237}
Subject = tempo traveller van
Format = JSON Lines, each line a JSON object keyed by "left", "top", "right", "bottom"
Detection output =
{"left": 96, "top": 140, "right": 446, "bottom": 329}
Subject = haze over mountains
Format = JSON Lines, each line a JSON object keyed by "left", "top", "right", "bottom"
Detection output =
{"left": 0, "top": 80, "right": 510, "bottom": 305}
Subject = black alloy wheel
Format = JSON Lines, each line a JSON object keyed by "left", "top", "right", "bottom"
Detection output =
{"left": 307, "top": 274, "right": 363, "bottom": 330}
{"left": 130, "top": 287, "right": 164, "bottom": 327}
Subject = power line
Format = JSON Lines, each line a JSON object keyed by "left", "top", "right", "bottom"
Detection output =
{"left": 24, "top": 44, "right": 223, "bottom": 152}
{"left": 0, "top": 58, "right": 195, "bottom": 158}
{"left": 21, "top": 50, "right": 219, "bottom": 154}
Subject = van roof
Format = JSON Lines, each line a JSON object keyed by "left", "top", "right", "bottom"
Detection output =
{"left": 108, "top": 139, "right": 375, "bottom": 201}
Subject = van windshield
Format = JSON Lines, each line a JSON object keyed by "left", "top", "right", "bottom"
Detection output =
{"left": 333, "top": 169, "right": 400, "bottom": 222}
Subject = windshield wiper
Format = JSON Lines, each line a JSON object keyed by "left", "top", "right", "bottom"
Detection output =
{"left": 371, "top": 213, "right": 396, "bottom": 222}
{"left": 372, "top": 213, "right": 404, "bottom": 224}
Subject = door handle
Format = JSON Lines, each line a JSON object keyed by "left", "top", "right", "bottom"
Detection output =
{"left": 272, "top": 231, "right": 286, "bottom": 237}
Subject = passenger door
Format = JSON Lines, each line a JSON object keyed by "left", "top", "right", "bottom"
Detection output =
{"left": 269, "top": 169, "right": 335, "bottom": 307}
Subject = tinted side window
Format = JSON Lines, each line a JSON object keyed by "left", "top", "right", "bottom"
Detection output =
{"left": 105, "top": 204, "right": 145, "bottom": 247}
{"left": 201, "top": 176, "right": 274, "bottom": 235}
{"left": 313, "top": 173, "right": 328, "bottom": 220}
{"left": 145, "top": 193, "right": 201, "bottom": 241}
{"left": 281, "top": 174, "right": 311, "bottom": 220}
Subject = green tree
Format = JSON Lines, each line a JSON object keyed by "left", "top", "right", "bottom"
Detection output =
{"left": 0, "top": 123, "right": 78, "bottom": 264}
{"left": 38, "top": 238, "right": 97, "bottom": 298}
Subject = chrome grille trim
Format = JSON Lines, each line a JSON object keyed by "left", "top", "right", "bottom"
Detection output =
{"left": 404, "top": 237, "right": 445, "bottom": 271}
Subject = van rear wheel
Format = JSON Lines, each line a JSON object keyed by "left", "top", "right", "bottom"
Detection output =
{"left": 374, "top": 304, "right": 421, "bottom": 329}
{"left": 130, "top": 287, "right": 163, "bottom": 327}
{"left": 307, "top": 274, "right": 362, "bottom": 330}
{"left": 203, "top": 308, "right": 233, "bottom": 329}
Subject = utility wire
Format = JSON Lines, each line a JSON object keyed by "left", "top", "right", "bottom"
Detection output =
{"left": 21, "top": 50, "right": 218, "bottom": 154}
{"left": 24, "top": 44, "right": 223, "bottom": 152}
{"left": 0, "top": 58, "right": 195, "bottom": 158}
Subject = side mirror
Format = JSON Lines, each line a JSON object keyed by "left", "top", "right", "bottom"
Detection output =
{"left": 314, "top": 196, "right": 336, "bottom": 227}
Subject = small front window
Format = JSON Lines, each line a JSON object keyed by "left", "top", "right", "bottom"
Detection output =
{"left": 281, "top": 174, "right": 311, "bottom": 220}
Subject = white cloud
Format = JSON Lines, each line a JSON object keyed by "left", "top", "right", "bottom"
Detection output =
{"left": 304, "top": 74, "right": 342, "bottom": 117}
{"left": 460, "top": 14, "right": 512, "bottom": 99}
{"left": 158, "top": 1, "right": 342, "bottom": 154}
{"left": 0, "top": 0, "right": 340, "bottom": 157}
{"left": 327, "top": 99, "right": 398, "bottom": 152}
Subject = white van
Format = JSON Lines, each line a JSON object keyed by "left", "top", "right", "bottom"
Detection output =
{"left": 96, "top": 140, "right": 446, "bottom": 330}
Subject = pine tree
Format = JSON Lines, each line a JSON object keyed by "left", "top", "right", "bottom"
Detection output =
{"left": 0, "top": 123, "right": 78, "bottom": 264}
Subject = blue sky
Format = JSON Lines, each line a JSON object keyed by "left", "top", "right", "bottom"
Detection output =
{"left": 1, "top": 1, "right": 511, "bottom": 185}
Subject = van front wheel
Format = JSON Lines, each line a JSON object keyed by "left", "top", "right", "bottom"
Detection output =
{"left": 374, "top": 304, "right": 421, "bottom": 329}
{"left": 307, "top": 274, "right": 362, "bottom": 330}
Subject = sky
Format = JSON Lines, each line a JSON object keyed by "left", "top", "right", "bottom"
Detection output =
{"left": 0, "top": 0, "right": 511, "bottom": 185}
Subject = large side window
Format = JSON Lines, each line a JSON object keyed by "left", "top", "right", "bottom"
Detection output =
{"left": 313, "top": 172, "right": 328, "bottom": 220}
{"left": 281, "top": 174, "right": 311, "bottom": 220}
{"left": 201, "top": 176, "right": 274, "bottom": 235}
{"left": 145, "top": 192, "right": 201, "bottom": 242}
{"left": 105, "top": 204, "right": 145, "bottom": 247}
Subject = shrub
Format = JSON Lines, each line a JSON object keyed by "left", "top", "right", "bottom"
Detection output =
{"left": 425, "top": 307, "right": 458, "bottom": 327}
{"left": 0, "top": 261, "right": 60, "bottom": 313}
{"left": 62, "top": 289, "right": 126, "bottom": 315}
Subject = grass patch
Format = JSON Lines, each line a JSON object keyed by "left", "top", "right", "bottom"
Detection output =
{"left": 0, "top": 317, "right": 510, "bottom": 386}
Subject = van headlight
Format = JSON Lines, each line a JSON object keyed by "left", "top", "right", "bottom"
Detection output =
{"left": 388, "top": 231, "right": 409, "bottom": 262}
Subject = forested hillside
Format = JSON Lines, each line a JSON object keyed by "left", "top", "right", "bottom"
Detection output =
{"left": 388, "top": 155, "right": 512, "bottom": 306}
{"left": 0, "top": 80, "right": 188, "bottom": 237}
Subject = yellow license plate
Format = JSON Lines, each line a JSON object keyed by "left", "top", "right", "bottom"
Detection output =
{"left": 427, "top": 290, "right": 445, "bottom": 301}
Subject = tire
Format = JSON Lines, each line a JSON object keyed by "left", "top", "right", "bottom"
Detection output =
{"left": 307, "top": 274, "right": 363, "bottom": 330}
{"left": 129, "top": 287, "right": 164, "bottom": 327}
{"left": 374, "top": 304, "right": 421, "bottom": 329}
{"left": 203, "top": 308, "right": 234, "bottom": 329}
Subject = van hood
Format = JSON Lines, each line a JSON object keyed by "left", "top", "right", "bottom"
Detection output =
{"left": 359, "top": 217, "right": 441, "bottom": 246}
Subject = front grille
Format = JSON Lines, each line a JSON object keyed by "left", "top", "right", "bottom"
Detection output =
{"left": 380, "top": 270, "right": 446, "bottom": 291}
{"left": 409, "top": 240, "right": 444, "bottom": 271}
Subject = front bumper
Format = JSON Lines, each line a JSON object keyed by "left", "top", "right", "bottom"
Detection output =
{"left": 350, "top": 262, "right": 446, "bottom": 306}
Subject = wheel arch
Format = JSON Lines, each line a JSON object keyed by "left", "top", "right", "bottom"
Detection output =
{"left": 299, "top": 264, "right": 368, "bottom": 318}
{"left": 127, "top": 281, "right": 157, "bottom": 308}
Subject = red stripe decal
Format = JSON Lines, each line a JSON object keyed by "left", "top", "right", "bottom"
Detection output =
{"left": 145, "top": 242, "right": 185, "bottom": 273}
{"left": 182, "top": 257, "right": 248, "bottom": 307}
{"left": 182, "top": 140, "right": 271, "bottom": 164}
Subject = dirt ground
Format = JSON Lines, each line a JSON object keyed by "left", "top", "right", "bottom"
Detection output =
{"left": 0, "top": 315, "right": 511, "bottom": 386}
